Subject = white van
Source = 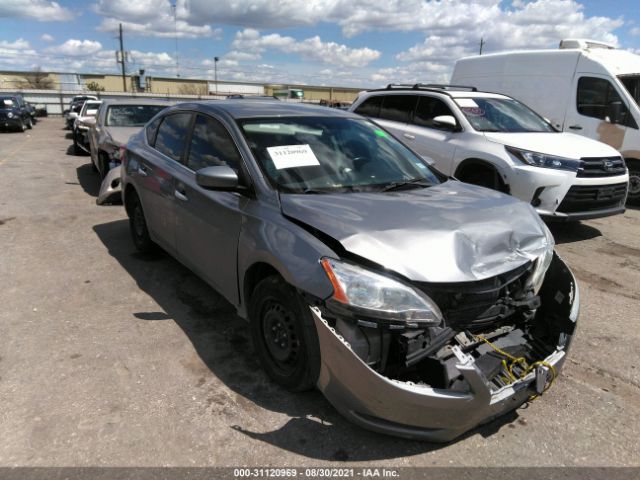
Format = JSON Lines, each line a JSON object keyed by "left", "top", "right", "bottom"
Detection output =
{"left": 451, "top": 39, "right": 640, "bottom": 203}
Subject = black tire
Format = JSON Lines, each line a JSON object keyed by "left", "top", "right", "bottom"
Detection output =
{"left": 128, "top": 192, "right": 156, "bottom": 254}
{"left": 99, "top": 153, "right": 110, "bottom": 180}
{"left": 627, "top": 159, "right": 640, "bottom": 206}
{"left": 18, "top": 119, "right": 26, "bottom": 132}
{"left": 26, "top": 117, "right": 33, "bottom": 129}
{"left": 249, "top": 275, "right": 321, "bottom": 392}
{"left": 72, "top": 131, "right": 80, "bottom": 155}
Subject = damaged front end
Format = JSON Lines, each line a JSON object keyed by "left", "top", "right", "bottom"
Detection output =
{"left": 313, "top": 252, "right": 578, "bottom": 442}
{"left": 96, "top": 165, "right": 122, "bottom": 205}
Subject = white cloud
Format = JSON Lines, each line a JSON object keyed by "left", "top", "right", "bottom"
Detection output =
{"left": 231, "top": 28, "right": 380, "bottom": 67}
{"left": 0, "top": 0, "right": 72, "bottom": 21}
{"left": 631, "top": 27, "right": 640, "bottom": 37}
{"left": 45, "top": 39, "right": 103, "bottom": 56}
{"left": 40, "top": 33, "right": 54, "bottom": 42}
{"left": 95, "top": 0, "right": 217, "bottom": 38}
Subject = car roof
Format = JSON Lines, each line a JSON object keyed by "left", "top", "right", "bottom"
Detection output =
{"left": 100, "top": 98, "right": 175, "bottom": 107}
{"left": 174, "top": 100, "right": 361, "bottom": 119}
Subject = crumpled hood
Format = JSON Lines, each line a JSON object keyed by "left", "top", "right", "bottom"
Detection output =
{"left": 104, "top": 126, "right": 140, "bottom": 146}
{"left": 281, "top": 181, "right": 551, "bottom": 283}
{"left": 484, "top": 131, "right": 619, "bottom": 159}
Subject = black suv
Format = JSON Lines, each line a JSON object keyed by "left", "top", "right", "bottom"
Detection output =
{"left": 0, "top": 95, "right": 33, "bottom": 132}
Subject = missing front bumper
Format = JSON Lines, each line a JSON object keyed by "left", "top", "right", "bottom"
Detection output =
{"left": 312, "top": 254, "right": 579, "bottom": 442}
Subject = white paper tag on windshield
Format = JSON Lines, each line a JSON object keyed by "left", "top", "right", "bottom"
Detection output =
{"left": 455, "top": 98, "right": 479, "bottom": 108}
{"left": 268, "top": 144, "right": 320, "bottom": 170}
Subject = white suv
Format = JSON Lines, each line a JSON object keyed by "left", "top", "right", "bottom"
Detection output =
{"left": 350, "top": 84, "right": 629, "bottom": 220}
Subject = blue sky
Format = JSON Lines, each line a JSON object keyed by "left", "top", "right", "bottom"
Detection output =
{"left": 1, "top": 0, "right": 639, "bottom": 87}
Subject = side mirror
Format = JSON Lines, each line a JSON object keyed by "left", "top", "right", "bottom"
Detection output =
{"left": 605, "top": 101, "right": 624, "bottom": 124}
{"left": 196, "top": 165, "right": 239, "bottom": 191}
{"left": 84, "top": 117, "right": 96, "bottom": 127}
{"left": 433, "top": 115, "right": 458, "bottom": 131}
{"left": 69, "top": 112, "right": 78, "bottom": 120}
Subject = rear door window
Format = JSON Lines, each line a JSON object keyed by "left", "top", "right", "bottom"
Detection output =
{"left": 354, "top": 96, "right": 383, "bottom": 118}
{"left": 154, "top": 113, "right": 193, "bottom": 162}
{"left": 379, "top": 95, "right": 417, "bottom": 123}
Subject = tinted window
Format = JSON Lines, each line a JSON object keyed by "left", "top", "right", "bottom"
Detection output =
{"left": 354, "top": 96, "right": 383, "bottom": 117}
{"left": 379, "top": 95, "right": 417, "bottom": 123}
{"left": 577, "top": 77, "right": 632, "bottom": 126}
{"left": 414, "top": 97, "right": 456, "bottom": 129}
{"left": 186, "top": 115, "right": 241, "bottom": 172}
{"left": 456, "top": 97, "right": 555, "bottom": 133}
{"left": 154, "top": 113, "right": 192, "bottom": 162}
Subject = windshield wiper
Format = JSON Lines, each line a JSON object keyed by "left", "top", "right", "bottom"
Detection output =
{"left": 380, "top": 178, "right": 433, "bottom": 192}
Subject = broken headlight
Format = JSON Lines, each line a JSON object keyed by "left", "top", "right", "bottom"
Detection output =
{"left": 525, "top": 226, "right": 555, "bottom": 294}
{"left": 320, "top": 258, "right": 443, "bottom": 325}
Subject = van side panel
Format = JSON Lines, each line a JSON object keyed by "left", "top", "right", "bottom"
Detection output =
{"left": 452, "top": 51, "right": 581, "bottom": 129}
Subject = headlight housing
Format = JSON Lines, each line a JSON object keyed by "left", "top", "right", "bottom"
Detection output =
{"left": 320, "top": 258, "right": 443, "bottom": 325}
{"left": 525, "top": 226, "right": 555, "bottom": 294}
{"left": 506, "top": 146, "right": 580, "bottom": 172}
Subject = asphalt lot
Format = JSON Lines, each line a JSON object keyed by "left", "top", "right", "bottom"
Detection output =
{"left": 0, "top": 118, "right": 639, "bottom": 467}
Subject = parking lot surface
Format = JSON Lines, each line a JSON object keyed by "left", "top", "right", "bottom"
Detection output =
{"left": 0, "top": 118, "right": 639, "bottom": 467}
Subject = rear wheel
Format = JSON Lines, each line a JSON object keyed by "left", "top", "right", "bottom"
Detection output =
{"left": 99, "top": 153, "right": 110, "bottom": 180}
{"left": 627, "top": 159, "right": 640, "bottom": 206}
{"left": 249, "top": 275, "right": 320, "bottom": 392}
{"left": 127, "top": 192, "right": 156, "bottom": 254}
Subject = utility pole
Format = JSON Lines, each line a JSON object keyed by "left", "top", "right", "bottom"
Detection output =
{"left": 479, "top": 37, "right": 485, "bottom": 55}
{"left": 118, "top": 23, "right": 127, "bottom": 91}
{"left": 172, "top": 2, "right": 180, "bottom": 77}
{"left": 214, "top": 57, "right": 219, "bottom": 94}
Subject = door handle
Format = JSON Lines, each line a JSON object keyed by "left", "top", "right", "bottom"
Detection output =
{"left": 403, "top": 133, "right": 416, "bottom": 140}
{"left": 137, "top": 164, "right": 150, "bottom": 176}
{"left": 174, "top": 188, "right": 188, "bottom": 202}
{"left": 568, "top": 125, "right": 582, "bottom": 130}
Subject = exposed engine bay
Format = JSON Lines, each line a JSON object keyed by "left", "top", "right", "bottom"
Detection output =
{"left": 320, "top": 255, "right": 577, "bottom": 394}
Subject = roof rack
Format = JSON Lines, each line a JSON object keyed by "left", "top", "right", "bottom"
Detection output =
{"left": 383, "top": 83, "right": 477, "bottom": 92}
{"left": 416, "top": 83, "right": 477, "bottom": 92}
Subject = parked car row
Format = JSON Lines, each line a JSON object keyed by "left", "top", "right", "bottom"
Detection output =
{"left": 0, "top": 94, "right": 38, "bottom": 132}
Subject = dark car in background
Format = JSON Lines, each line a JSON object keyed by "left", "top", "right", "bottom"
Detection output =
{"left": 0, "top": 95, "right": 34, "bottom": 132}
{"left": 119, "top": 100, "right": 579, "bottom": 442}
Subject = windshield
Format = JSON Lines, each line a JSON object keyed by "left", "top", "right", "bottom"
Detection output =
{"left": 106, "top": 105, "right": 167, "bottom": 127}
{"left": 619, "top": 75, "right": 640, "bottom": 107}
{"left": 1, "top": 98, "right": 15, "bottom": 108}
{"left": 455, "top": 97, "right": 556, "bottom": 133}
{"left": 239, "top": 116, "right": 440, "bottom": 193}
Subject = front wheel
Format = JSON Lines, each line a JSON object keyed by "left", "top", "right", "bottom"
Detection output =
{"left": 26, "top": 117, "right": 33, "bottom": 129}
{"left": 627, "top": 159, "right": 640, "bottom": 206}
{"left": 127, "top": 192, "right": 156, "bottom": 254}
{"left": 249, "top": 276, "right": 321, "bottom": 392}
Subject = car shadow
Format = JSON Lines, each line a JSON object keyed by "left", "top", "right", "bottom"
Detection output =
{"left": 76, "top": 164, "right": 100, "bottom": 197}
{"left": 547, "top": 222, "right": 602, "bottom": 245}
{"left": 92, "top": 219, "right": 525, "bottom": 460}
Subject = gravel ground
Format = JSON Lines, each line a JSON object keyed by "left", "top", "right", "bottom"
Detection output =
{"left": 0, "top": 118, "right": 638, "bottom": 468}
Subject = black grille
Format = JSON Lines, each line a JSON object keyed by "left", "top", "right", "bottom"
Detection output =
{"left": 558, "top": 183, "right": 627, "bottom": 213}
{"left": 577, "top": 156, "right": 626, "bottom": 177}
{"left": 415, "top": 262, "right": 533, "bottom": 331}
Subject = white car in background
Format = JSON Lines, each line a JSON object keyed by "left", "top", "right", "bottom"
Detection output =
{"left": 73, "top": 100, "right": 102, "bottom": 155}
{"left": 350, "top": 84, "right": 629, "bottom": 221}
